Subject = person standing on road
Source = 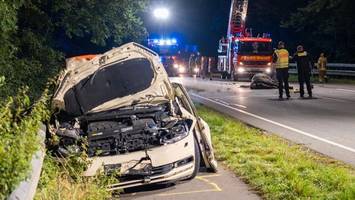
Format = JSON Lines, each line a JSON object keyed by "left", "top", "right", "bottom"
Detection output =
{"left": 293, "top": 45, "right": 313, "bottom": 98}
{"left": 317, "top": 53, "right": 328, "bottom": 83}
{"left": 273, "top": 41, "right": 291, "bottom": 100}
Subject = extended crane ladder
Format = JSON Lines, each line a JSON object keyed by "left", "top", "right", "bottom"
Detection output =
{"left": 227, "top": 0, "right": 249, "bottom": 36}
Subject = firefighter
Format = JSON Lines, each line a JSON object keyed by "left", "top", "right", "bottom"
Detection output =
{"left": 293, "top": 45, "right": 313, "bottom": 98}
{"left": 273, "top": 41, "right": 290, "bottom": 100}
{"left": 317, "top": 53, "right": 328, "bottom": 83}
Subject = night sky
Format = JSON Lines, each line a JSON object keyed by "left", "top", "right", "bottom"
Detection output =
{"left": 144, "top": 0, "right": 231, "bottom": 56}
{"left": 144, "top": 0, "right": 307, "bottom": 56}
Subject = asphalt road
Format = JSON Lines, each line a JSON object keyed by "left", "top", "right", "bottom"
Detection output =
{"left": 121, "top": 166, "right": 260, "bottom": 200}
{"left": 121, "top": 77, "right": 355, "bottom": 200}
{"left": 172, "top": 77, "right": 355, "bottom": 166}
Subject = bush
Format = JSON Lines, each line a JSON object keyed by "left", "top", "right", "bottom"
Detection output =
{"left": 35, "top": 152, "right": 116, "bottom": 200}
{"left": 0, "top": 87, "right": 50, "bottom": 199}
{"left": 0, "top": 76, "right": 4, "bottom": 88}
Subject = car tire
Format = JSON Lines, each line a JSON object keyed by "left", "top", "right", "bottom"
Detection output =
{"left": 187, "top": 138, "right": 201, "bottom": 180}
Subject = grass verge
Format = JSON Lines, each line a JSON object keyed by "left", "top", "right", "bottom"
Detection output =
{"left": 197, "top": 105, "right": 355, "bottom": 200}
{"left": 35, "top": 153, "right": 117, "bottom": 200}
{"left": 289, "top": 75, "right": 355, "bottom": 85}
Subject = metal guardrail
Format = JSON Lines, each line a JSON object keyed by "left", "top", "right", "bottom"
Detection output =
{"left": 8, "top": 124, "right": 46, "bottom": 200}
{"left": 289, "top": 63, "right": 355, "bottom": 77}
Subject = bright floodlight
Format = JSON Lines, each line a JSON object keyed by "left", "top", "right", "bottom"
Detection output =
{"left": 154, "top": 8, "right": 170, "bottom": 20}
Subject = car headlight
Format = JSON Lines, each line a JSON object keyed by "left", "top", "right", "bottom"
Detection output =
{"left": 238, "top": 62, "right": 244, "bottom": 66}
{"left": 266, "top": 67, "right": 272, "bottom": 74}
{"left": 237, "top": 67, "right": 245, "bottom": 73}
{"left": 267, "top": 62, "right": 272, "bottom": 66}
{"left": 178, "top": 66, "right": 186, "bottom": 73}
{"left": 193, "top": 68, "right": 199, "bottom": 73}
{"left": 160, "top": 121, "right": 189, "bottom": 144}
{"left": 173, "top": 64, "right": 179, "bottom": 69}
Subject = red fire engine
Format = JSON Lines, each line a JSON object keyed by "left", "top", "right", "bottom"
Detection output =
{"left": 218, "top": 0, "right": 273, "bottom": 80}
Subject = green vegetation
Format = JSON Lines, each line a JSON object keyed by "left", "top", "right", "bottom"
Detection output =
{"left": 35, "top": 153, "right": 117, "bottom": 200}
{"left": 326, "top": 78, "right": 355, "bottom": 85}
{"left": 197, "top": 105, "right": 355, "bottom": 200}
{"left": 0, "top": 87, "right": 50, "bottom": 199}
{"left": 0, "top": 0, "right": 148, "bottom": 198}
{"left": 289, "top": 74, "right": 355, "bottom": 85}
{"left": 0, "top": 0, "right": 148, "bottom": 99}
{"left": 249, "top": 0, "right": 354, "bottom": 62}
{"left": 283, "top": 0, "right": 355, "bottom": 62}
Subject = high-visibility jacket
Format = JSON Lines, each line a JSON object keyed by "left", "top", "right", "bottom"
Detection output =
{"left": 274, "top": 49, "right": 289, "bottom": 69}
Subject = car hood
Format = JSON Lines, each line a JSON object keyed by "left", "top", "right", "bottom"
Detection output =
{"left": 53, "top": 43, "right": 174, "bottom": 115}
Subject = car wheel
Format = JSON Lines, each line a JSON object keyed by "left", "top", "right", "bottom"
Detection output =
{"left": 187, "top": 138, "right": 201, "bottom": 180}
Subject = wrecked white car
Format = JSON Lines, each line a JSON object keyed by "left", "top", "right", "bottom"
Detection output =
{"left": 49, "top": 43, "right": 217, "bottom": 190}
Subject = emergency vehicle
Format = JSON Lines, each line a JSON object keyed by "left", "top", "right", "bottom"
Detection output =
{"left": 218, "top": 0, "right": 274, "bottom": 80}
{"left": 148, "top": 38, "right": 199, "bottom": 77}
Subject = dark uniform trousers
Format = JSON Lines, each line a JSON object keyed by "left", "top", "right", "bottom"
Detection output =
{"left": 298, "top": 71, "right": 312, "bottom": 97}
{"left": 276, "top": 68, "right": 290, "bottom": 98}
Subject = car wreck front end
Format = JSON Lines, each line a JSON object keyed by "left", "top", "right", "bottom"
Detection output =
{"left": 49, "top": 43, "right": 216, "bottom": 190}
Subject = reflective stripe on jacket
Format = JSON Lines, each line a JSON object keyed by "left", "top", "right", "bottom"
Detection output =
{"left": 274, "top": 49, "right": 289, "bottom": 69}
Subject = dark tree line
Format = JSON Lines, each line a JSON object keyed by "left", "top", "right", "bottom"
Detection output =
{"left": 248, "top": 0, "right": 355, "bottom": 62}
{"left": 0, "top": 0, "right": 148, "bottom": 99}
{"left": 157, "top": 0, "right": 355, "bottom": 61}
{"left": 284, "top": 0, "right": 355, "bottom": 62}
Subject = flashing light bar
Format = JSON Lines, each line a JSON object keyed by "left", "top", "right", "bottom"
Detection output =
{"left": 149, "top": 38, "right": 178, "bottom": 46}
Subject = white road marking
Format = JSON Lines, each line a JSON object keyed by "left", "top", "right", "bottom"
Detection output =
{"left": 192, "top": 93, "right": 355, "bottom": 154}
{"left": 336, "top": 88, "right": 355, "bottom": 93}
{"left": 232, "top": 103, "right": 248, "bottom": 109}
{"left": 214, "top": 99, "right": 247, "bottom": 109}
{"left": 321, "top": 96, "right": 348, "bottom": 102}
{"left": 236, "top": 95, "right": 276, "bottom": 98}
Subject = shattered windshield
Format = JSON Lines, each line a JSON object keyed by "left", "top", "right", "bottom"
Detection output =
{"left": 64, "top": 58, "right": 154, "bottom": 115}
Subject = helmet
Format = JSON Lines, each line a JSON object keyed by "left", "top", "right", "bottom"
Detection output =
{"left": 297, "top": 45, "right": 304, "bottom": 52}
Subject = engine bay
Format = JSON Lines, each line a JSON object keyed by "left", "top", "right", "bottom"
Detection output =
{"left": 49, "top": 103, "right": 192, "bottom": 157}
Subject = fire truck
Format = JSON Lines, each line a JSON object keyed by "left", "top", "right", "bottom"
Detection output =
{"left": 218, "top": 0, "right": 273, "bottom": 80}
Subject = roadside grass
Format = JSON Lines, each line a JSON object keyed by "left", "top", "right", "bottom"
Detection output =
{"left": 327, "top": 78, "right": 355, "bottom": 85}
{"left": 35, "top": 153, "right": 117, "bottom": 200}
{"left": 197, "top": 105, "right": 355, "bottom": 200}
{"left": 289, "top": 74, "right": 355, "bottom": 85}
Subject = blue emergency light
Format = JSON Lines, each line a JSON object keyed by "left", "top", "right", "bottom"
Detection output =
{"left": 149, "top": 38, "right": 178, "bottom": 46}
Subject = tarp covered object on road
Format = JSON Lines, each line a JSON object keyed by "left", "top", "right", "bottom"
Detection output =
{"left": 250, "top": 73, "right": 278, "bottom": 89}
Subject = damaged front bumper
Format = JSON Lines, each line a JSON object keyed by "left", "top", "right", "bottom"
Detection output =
{"left": 108, "top": 156, "right": 194, "bottom": 190}
{"left": 83, "top": 133, "right": 196, "bottom": 190}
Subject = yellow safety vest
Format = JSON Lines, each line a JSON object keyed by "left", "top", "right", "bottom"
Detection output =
{"left": 275, "top": 49, "right": 289, "bottom": 69}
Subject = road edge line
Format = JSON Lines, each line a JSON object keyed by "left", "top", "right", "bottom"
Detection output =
{"left": 191, "top": 93, "right": 355, "bottom": 154}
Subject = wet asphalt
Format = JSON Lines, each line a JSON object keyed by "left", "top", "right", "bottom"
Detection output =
{"left": 174, "top": 77, "right": 355, "bottom": 166}
{"left": 122, "top": 77, "right": 355, "bottom": 200}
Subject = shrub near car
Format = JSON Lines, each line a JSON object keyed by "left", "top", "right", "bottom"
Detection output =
{"left": 50, "top": 43, "right": 217, "bottom": 190}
